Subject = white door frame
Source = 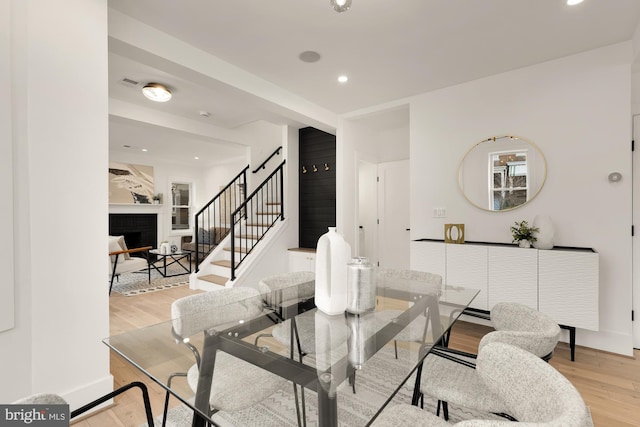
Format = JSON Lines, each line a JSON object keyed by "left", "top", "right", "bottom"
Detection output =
{"left": 633, "top": 115, "right": 640, "bottom": 348}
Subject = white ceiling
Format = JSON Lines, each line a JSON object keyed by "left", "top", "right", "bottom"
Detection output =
{"left": 107, "top": 0, "right": 640, "bottom": 159}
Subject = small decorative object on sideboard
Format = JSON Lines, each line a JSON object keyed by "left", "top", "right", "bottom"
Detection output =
{"left": 152, "top": 194, "right": 162, "bottom": 204}
{"left": 532, "top": 214, "right": 555, "bottom": 250}
{"left": 511, "top": 220, "right": 539, "bottom": 248}
{"left": 444, "top": 224, "right": 465, "bottom": 244}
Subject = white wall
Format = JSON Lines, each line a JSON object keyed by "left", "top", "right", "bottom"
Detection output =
{"left": 409, "top": 43, "right": 633, "bottom": 355}
{"left": 0, "top": 0, "right": 15, "bottom": 334}
{"left": 1, "top": 0, "right": 112, "bottom": 406}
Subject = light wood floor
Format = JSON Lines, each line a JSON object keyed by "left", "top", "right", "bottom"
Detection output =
{"left": 73, "top": 286, "right": 640, "bottom": 426}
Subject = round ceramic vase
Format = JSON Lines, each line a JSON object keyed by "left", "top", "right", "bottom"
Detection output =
{"left": 532, "top": 215, "right": 555, "bottom": 250}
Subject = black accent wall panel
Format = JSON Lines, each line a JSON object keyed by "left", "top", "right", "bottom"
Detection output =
{"left": 299, "top": 127, "right": 336, "bottom": 249}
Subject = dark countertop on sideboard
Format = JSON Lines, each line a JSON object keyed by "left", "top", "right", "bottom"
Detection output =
{"left": 413, "top": 238, "right": 596, "bottom": 253}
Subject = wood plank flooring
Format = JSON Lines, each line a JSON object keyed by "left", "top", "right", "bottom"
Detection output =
{"left": 72, "top": 287, "right": 640, "bottom": 426}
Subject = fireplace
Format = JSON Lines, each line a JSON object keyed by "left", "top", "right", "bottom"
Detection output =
{"left": 109, "top": 214, "right": 157, "bottom": 256}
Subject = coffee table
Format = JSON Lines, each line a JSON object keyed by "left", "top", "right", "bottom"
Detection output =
{"left": 148, "top": 249, "right": 192, "bottom": 277}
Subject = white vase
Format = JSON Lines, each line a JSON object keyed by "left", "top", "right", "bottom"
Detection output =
{"left": 160, "top": 242, "right": 170, "bottom": 254}
{"left": 315, "top": 227, "right": 352, "bottom": 315}
{"left": 532, "top": 215, "right": 555, "bottom": 250}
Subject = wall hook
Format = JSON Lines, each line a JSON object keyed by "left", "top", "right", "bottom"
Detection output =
{"left": 313, "top": 165, "right": 318, "bottom": 172}
{"left": 324, "top": 163, "right": 330, "bottom": 171}
{"left": 302, "top": 165, "right": 307, "bottom": 174}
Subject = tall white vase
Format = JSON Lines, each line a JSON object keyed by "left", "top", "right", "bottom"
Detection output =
{"left": 532, "top": 215, "right": 555, "bottom": 250}
{"left": 315, "top": 227, "right": 352, "bottom": 315}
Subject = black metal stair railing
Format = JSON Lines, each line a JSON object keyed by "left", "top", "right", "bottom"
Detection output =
{"left": 252, "top": 146, "right": 282, "bottom": 173}
{"left": 193, "top": 165, "right": 249, "bottom": 272}
{"left": 230, "top": 160, "right": 286, "bottom": 280}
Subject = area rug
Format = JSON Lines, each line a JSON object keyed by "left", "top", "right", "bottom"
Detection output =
{"left": 141, "top": 346, "right": 502, "bottom": 426}
{"left": 111, "top": 262, "right": 190, "bottom": 296}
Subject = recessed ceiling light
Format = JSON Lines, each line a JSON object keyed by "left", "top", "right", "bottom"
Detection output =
{"left": 338, "top": 75, "right": 348, "bottom": 83}
{"left": 299, "top": 51, "right": 321, "bottom": 63}
{"left": 194, "top": 156, "right": 199, "bottom": 160}
{"left": 567, "top": 0, "right": 584, "bottom": 5}
{"left": 141, "top": 148, "right": 148, "bottom": 152}
{"left": 142, "top": 83, "right": 172, "bottom": 102}
{"left": 330, "top": 0, "right": 352, "bottom": 13}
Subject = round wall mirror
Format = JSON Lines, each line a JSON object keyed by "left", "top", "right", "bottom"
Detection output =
{"left": 458, "top": 135, "right": 546, "bottom": 212}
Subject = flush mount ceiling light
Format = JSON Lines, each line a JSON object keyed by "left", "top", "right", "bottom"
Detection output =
{"left": 330, "top": 0, "right": 352, "bottom": 13}
{"left": 142, "top": 83, "right": 172, "bottom": 102}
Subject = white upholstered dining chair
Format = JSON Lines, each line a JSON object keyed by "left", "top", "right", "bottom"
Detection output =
{"left": 372, "top": 342, "right": 593, "bottom": 427}
{"left": 162, "top": 287, "right": 288, "bottom": 427}
{"left": 376, "top": 269, "right": 443, "bottom": 357}
{"left": 419, "top": 301, "right": 561, "bottom": 420}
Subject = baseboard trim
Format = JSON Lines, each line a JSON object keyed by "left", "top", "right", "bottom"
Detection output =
{"left": 61, "top": 374, "right": 114, "bottom": 415}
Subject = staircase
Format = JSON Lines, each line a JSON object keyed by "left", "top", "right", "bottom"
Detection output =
{"left": 194, "top": 160, "right": 286, "bottom": 287}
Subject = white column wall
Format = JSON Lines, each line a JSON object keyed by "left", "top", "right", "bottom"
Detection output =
{"left": 1, "top": 0, "right": 112, "bottom": 406}
{"left": 1, "top": 0, "right": 15, "bottom": 335}
{"left": 410, "top": 43, "right": 632, "bottom": 355}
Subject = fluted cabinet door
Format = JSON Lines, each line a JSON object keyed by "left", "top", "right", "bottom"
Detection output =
{"left": 488, "top": 246, "right": 538, "bottom": 310}
{"left": 410, "top": 241, "right": 445, "bottom": 278}
{"left": 538, "top": 250, "right": 599, "bottom": 331}
{"left": 446, "top": 244, "right": 488, "bottom": 310}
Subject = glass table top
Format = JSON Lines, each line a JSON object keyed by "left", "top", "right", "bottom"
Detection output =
{"left": 104, "top": 275, "right": 479, "bottom": 426}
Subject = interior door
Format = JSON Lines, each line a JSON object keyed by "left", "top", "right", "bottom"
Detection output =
{"left": 357, "top": 160, "right": 378, "bottom": 259}
{"left": 378, "top": 160, "right": 410, "bottom": 269}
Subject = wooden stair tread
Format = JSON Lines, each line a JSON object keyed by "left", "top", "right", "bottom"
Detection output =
{"left": 238, "top": 234, "right": 260, "bottom": 240}
{"left": 198, "top": 274, "right": 228, "bottom": 285}
{"left": 211, "top": 259, "right": 238, "bottom": 268}
{"left": 223, "top": 246, "right": 250, "bottom": 253}
{"left": 246, "top": 223, "right": 270, "bottom": 227}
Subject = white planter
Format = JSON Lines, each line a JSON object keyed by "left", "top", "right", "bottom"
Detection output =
{"left": 533, "top": 215, "right": 555, "bottom": 250}
{"left": 518, "top": 240, "right": 531, "bottom": 248}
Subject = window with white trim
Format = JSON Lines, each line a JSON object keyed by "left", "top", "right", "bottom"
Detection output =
{"left": 171, "top": 182, "right": 192, "bottom": 230}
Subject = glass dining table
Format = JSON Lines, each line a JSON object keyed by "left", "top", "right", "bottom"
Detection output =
{"left": 104, "top": 275, "right": 479, "bottom": 427}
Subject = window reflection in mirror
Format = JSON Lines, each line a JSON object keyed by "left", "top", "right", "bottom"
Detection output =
{"left": 491, "top": 150, "right": 528, "bottom": 210}
{"left": 459, "top": 136, "right": 546, "bottom": 212}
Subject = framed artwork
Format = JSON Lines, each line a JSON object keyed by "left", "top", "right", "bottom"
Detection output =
{"left": 109, "top": 162, "right": 154, "bottom": 204}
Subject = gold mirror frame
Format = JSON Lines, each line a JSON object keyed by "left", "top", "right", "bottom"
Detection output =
{"left": 458, "top": 135, "right": 547, "bottom": 212}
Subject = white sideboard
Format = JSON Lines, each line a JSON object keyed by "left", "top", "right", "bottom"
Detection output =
{"left": 410, "top": 240, "right": 599, "bottom": 332}
{"left": 289, "top": 248, "right": 317, "bottom": 272}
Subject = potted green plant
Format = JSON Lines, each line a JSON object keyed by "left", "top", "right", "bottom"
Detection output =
{"left": 510, "top": 220, "right": 539, "bottom": 248}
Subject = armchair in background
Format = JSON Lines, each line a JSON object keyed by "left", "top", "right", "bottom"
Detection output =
{"left": 109, "top": 235, "right": 151, "bottom": 295}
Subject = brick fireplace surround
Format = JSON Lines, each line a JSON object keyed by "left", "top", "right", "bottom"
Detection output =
{"left": 108, "top": 214, "right": 157, "bottom": 255}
